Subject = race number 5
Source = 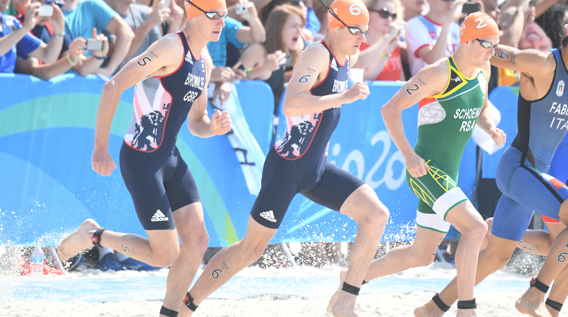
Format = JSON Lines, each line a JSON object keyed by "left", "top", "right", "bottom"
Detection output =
{"left": 349, "top": 3, "right": 361, "bottom": 15}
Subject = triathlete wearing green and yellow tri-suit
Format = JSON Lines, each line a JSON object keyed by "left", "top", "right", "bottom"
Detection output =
{"left": 407, "top": 56, "right": 487, "bottom": 233}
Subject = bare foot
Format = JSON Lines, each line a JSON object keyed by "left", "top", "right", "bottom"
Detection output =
{"left": 58, "top": 219, "right": 100, "bottom": 261}
{"left": 414, "top": 300, "right": 446, "bottom": 317}
{"left": 327, "top": 269, "right": 348, "bottom": 316}
{"left": 515, "top": 288, "right": 552, "bottom": 317}
{"left": 330, "top": 293, "right": 359, "bottom": 317}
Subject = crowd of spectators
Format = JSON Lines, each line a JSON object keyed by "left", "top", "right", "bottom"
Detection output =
{"left": 3, "top": 0, "right": 568, "bottom": 268}
{"left": 2, "top": 0, "right": 568, "bottom": 93}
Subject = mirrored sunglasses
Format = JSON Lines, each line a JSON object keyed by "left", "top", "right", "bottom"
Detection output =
{"left": 476, "top": 38, "right": 499, "bottom": 49}
{"left": 187, "top": 0, "right": 228, "bottom": 20}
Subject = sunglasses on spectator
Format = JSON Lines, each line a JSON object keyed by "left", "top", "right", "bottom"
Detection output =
{"left": 440, "top": 0, "right": 456, "bottom": 2}
{"left": 328, "top": 9, "right": 368, "bottom": 35}
{"left": 370, "top": 8, "right": 397, "bottom": 20}
{"left": 476, "top": 38, "right": 499, "bottom": 49}
{"left": 186, "top": 0, "right": 228, "bottom": 20}
{"left": 291, "top": 0, "right": 307, "bottom": 6}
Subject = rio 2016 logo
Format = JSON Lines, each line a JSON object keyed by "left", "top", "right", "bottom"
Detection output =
{"left": 329, "top": 130, "right": 406, "bottom": 190}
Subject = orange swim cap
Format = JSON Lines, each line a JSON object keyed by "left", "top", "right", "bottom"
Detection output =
{"left": 185, "top": 0, "right": 227, "bottom": 20}
{"left": 327, "top": 0, "right": 369, "bottom": 29}
{"left": 459, "top": 12, "right": 499, "bottom": 43}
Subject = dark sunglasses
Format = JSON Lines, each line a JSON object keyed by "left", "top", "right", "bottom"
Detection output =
{"left": 441, "top": 0, "right": 456, "bottom": 2}
{"left": 328, "top": 9, "right": 368, "bottom": 35}
{"left": 370, "top": 8, "right": 397, "bottom": 20}
{"left": 476, "top": 38, "right": 499, "bottom": 49}
{"left": 291, "top": 0, "right": 307, "bottom": 6}
{"left": 186, "top": 0, "right": 228, "bottom": 20}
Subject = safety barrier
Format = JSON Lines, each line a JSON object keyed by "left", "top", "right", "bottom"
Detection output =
{"left": 0, "top": 74, "right": 510, "bottom": 246}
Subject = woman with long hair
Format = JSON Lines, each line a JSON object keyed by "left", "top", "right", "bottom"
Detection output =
{"left": 236, "top": 4, "right": 306, "bottom": 99}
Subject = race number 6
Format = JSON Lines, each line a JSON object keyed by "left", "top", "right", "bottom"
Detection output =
{"left": 299, "top": 75, "right": 310, "bottom": 83}
{"left": 349, "top": 3, "right": 361, "bottom": 15}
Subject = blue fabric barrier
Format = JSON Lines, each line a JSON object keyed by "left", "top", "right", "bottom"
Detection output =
{"left": 0, "top": 75, "right": 488, "bottom": 246}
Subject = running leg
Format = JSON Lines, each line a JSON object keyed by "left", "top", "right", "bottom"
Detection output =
{"left": 444, "top": 200, "right": 488, "bottom": 317}
{"left": 180, "top": 216, "right": 277, "bottom": 317}
{"left": 330, "top": 184, "right": 389, "bottom": 317}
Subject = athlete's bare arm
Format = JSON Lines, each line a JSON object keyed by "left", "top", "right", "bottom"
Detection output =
{"left": 283, "top": 43, "right": 369, "bottom": 117}
{"left": 476, "top": 64, "right": 506, "bottom": 146}
{"left": 92, "top": 34, "right": 186, "bottom": 176}
{"left": 187, "top": 50, "right": 232, "bottom": 137}
{"left": 381, "top": 60, "right": 448, "bottom": 178}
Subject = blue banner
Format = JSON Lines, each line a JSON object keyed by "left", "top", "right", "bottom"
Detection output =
{"left": 0, "top": 75, "right": 484, "bottom": 246}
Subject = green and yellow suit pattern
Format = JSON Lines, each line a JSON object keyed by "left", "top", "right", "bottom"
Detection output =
{"left": 406, "top": 56, "right": 487, "bottom": 233}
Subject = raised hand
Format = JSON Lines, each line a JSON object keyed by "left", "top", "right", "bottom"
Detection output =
{"left": 211, "top": 110, "right": 232, "bottom": 135}
{"left": 343, "top": 82, "right": 370, "bottom": 103}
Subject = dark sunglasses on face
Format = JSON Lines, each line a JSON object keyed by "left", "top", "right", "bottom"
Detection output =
{"left": 370, "top": 8, "right": 397, "bottom": 20}
{"left": 328, "top": 9, "right": 368, "bottom": 35}
{"left": 187, "top": 0, "right": 228, "bottom": 20}
{"left": 476, "top": 38, "right": 499, "bottom": 49}
{"left": 441, "top": 0, "right": 456, "bottom": 2}
{"left": 291, "top": 0, "right": 307, "bottom": 6}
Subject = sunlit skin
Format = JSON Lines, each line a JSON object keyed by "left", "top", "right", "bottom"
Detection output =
{"left": 328, "top": 24, "right": 368, "bottom": 57}
{"left": 519, "top": 23, "right": 553, "bottom": 52}
{"left": 462, "top": 34, "right": 499, "bottom": 68}
{"left": 370, "top": 1, "right": 397, "bottom": 33}
{"left": 282, "top": 13, "right": 304, "bottom": 51}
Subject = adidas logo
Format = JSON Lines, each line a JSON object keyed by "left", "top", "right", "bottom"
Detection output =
{"left": 259, "top": 210, "right": 277, "bottom": 223}
{"left": 151, "top": 210, "right": 169, "bottom": 222}
{"left": 330, "top": 58, "right": 338, "bottom": 72}
{"left": 185, "top": 51, "right": 193, "bottom": 64}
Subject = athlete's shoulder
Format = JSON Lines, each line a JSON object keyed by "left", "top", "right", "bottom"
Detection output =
{"left": 296, "top": 42, "right": 330, "bottom": 68}
{"left": 412, "top": 59, "right": 450, "bottom": 95}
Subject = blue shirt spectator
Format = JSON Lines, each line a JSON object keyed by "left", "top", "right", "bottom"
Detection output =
{"left": 62, "top": 0, "right": 116, "bottom": 57}
{"left": 207, "top": 17, "right": 245, "bottom": 67}
{"left": 305, "top": 7, "right": 320, "bottom": 36}
{"left": 0, "top": 14, "right": 42, "bottom": 73}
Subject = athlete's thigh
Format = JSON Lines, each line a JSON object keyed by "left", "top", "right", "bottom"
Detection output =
{"left": 415, "top": 200, "right": 452, "bottom": 234}
{"left": 250, "top": 158, "right": 300, "bottom": 229}
{"left": 551, "top": 142, "right": 568, "bottom": 185}
{"left": 407, "top": 159, "right": 468, "bottom": 223}
{"left": 411, "top": 225, "right": 447, "bottom": 256}
{"left": 301, "top": 163, "right": 367, "bottom": 214}
{"left": 445, "top": 200, "right": 484, "bottom": 233}
{"left": 120, "top": 145, "right": 176, "bottom": 230}
{"left": 492, "top": 195, "right": 534, "bottom": 241}
{"left": 507, "top": 164, "right": 568, "bottom": 221}
{"left": 546, "top": 222, "right": 567, "bottom": 241}
{"left": 171, "top": 202, "right": 207, "bottom": 244}
{"left": 163, "top": 150, "right": 201, "bottom": 213}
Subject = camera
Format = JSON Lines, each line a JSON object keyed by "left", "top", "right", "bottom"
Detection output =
{"left": 37, "top": 5, "right": 54, "bottom": 17}
{"left": 86, "top": 39, "right": 104, "bottom": 51}
{"left": 462, "top": 2, "right": 480, "bottom": 14}
{"left": 236, "top": 5, "right": 247, "bottom": 14}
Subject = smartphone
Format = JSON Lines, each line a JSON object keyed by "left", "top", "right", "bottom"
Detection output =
{"left": 86, "top": 39, "right": 104, "bottom": 51}
{"left": 236, "top": 5, "right": 247, "bottom": 14}
{"left": 462, "top": 2, "right": 480, "bottom": 14}
{"left": 37, "top": 4, "right": 54, "bottom": 17}
{"left": 45, "top": 0, "right": 65, "bottom": 8}
{"left": 529, "top": 0, "right": 537, "bottom": 7}
{"left": 283, "top": 54, "right": 293, "bottom": 68}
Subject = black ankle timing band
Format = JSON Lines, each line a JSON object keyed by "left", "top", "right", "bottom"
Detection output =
{"left": 91, "top": 228, "right": 106, "bottom": 248}
{"left": 457, "top": 299, "right": 477, "bottom": 309}
{"left": 546, "top": 299, "right": 563, "bottom": 311}
{"left": 184, "top": 292, "right": 198, "bottom": 311}
{"left": 341, "top": 282, "right": 360, "bottom": 296}
{"left": 159, "top": 306, "right": 178, "bottom": 317}
{"left": 530, "top": 277, "right": 550, "bottom": 293}
{"left": 432, "top": 293, "right": 450, "bottom": 312}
